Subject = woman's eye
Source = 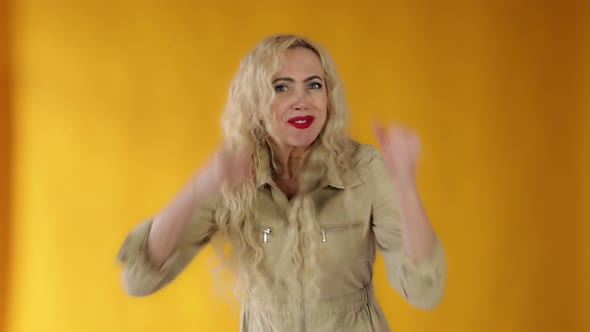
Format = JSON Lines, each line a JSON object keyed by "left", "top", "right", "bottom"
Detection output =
{"left": 309, "top": 82, "right": 322, "bottom": 89}
{"left": 274, "top": 85, "right": 288, "bottom": 92}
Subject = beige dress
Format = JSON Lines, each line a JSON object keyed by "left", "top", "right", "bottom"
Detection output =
{"left": 117, "top": 143, "right": 447, "bottom": 331}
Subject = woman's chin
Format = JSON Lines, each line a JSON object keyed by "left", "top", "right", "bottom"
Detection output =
{"left": 287, "top": 135, "right": 319, "bottom": 148}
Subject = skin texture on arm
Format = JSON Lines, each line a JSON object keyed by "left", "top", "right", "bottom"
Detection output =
{"left": 371, "top": 122, "right": 446, "bottom": 309}
{"left": 117, "top": 148, "right": 251, "bottom": 296}
{"left": 374, "top": 122, "right": 437, "bottom": 263}
{"left": 147, "top": 149, "right": 252, "bottom": 268}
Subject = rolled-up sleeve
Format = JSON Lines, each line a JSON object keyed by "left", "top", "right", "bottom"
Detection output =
{"left": 362, "top": 145, "right": 447, "bottom": 309}
{"left": 116, "top": 197, "right": 218, "bottom": 297}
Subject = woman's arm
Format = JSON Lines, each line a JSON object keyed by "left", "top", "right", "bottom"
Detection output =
{"left": 117, "top": 148, "right": 251, "bottom": 296}
{"left": 394, "top": 180, "right": 437, "bottom": 264}
{"left": 147, "top": 163, "right": 221, "bottom": 268}
{"left": 369, "top": 123, "right": 447, "bottom": 309}
{"left": 374, "top": 122, "right": 437, "bottom": 263}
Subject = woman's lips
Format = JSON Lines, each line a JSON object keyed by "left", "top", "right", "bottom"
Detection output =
{"left": 287, "top": 116, "right": 315, "bottom": 129}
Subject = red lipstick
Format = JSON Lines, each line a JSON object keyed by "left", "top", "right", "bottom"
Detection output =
{"left": 287, "top": 116, "right": 315, "bottom": 129}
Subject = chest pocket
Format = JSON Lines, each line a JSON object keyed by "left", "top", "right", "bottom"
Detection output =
{"left": 316, "top": 219, "right": 373, "bottom": 274}
{"left": 314, "top": 185, "right": 371, "bottom": 246}
{"left": 320, "top": 222, "right": 364, "bottom": 243}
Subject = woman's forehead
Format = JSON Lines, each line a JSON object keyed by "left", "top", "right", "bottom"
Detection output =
{"left": 272, "top": 48, "right": 323, "bottom": 80}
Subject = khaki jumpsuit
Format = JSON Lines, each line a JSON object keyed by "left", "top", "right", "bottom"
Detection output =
{"left": 117, "top": 143, "right": 447, "bottom": 331}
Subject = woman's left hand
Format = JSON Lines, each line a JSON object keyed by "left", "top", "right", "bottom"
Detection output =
{"left": 373, "top": 121, "right": 421, "bottom": 186}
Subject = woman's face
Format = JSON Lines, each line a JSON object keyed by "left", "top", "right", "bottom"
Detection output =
{"left": 267, "top": 47, "right": 328, "bottom": 150}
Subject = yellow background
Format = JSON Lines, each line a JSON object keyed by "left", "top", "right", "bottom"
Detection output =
{"left": 2, "top": 1, "right": 589, "bottom": 331}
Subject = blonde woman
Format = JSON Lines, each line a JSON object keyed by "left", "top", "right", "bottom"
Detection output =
{"left": 117, "top": 34, "right": 446, "bottom": 331}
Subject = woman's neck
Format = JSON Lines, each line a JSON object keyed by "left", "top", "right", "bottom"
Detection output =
{"left": 278, "top": 147, "right": 306, "bottom": 179}
{"left": 269, "top": 140, "right": 308, "bottom": 180}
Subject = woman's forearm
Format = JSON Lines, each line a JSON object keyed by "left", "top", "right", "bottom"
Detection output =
{"left": 147, "top": 165, "right": 219, "bottom": 268}
{"left": 395, "top": 180, "right": 437, "bottom": 264}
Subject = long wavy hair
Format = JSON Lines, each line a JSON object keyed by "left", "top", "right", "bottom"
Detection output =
{"left": 212, "top": 34, "right": 357, "bottom": 321}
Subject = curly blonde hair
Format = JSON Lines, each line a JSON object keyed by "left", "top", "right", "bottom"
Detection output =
{"left": 212, "top": 34, "right": 357, "bottom": 322}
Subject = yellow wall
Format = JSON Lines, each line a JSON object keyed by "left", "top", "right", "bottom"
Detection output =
{"left": 4, "top": 1, "right": 589, "bottom": 331}
{"left": 578, "top": 9, "right": 590, "bottom": 328}
{"left": 0, "top": 0, "right": 13, "bottom": 328}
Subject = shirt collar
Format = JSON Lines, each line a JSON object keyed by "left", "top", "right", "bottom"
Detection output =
{"left": 255, "top": 159, "right": 363, "bottom": 190}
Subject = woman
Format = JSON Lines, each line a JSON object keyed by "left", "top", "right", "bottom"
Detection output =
{"left": 117, "top": 34, "right": 446, "bottom": 331}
